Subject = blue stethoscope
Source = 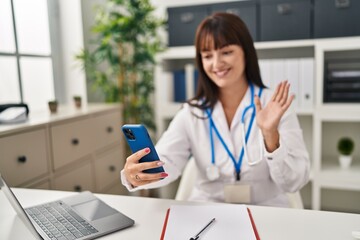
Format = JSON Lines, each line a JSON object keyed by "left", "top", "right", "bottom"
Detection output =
{"left": 205, "top": 83, "right": 263, "bottom": 181}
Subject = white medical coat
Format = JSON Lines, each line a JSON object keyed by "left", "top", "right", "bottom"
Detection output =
{"left": 121, "top": 85, "right": 310, "bottom": 207}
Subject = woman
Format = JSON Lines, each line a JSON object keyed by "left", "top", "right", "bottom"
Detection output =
{"left": 121, "top": 13, "right": 310, "bottom": 207}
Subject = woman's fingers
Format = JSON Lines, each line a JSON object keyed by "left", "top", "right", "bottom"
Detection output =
{"left": 282, "top": 94, "right": 295, "bottom": 111}
{"left": 274, "top": 81, "right": 286, "bottom": 103}
{"left": 271, "top": 82, "right": 281, "bottom": 101}
{"left": 126, "top": 147, "right": 150, "bottom": 164}
{"left": 280, "top": 82, "right": 290, "bottom": 106}
{"left": 138, "top": 160, "right": 164, "bottom": 172}
{"left": 273, "top": 81, "right": 291, "bottom": 106}
{"left": 134, "top": 172, "right": 168, "bottom": 182}
{"left": 124, "top": 147, "right": 168, "bottom": 187}
{"left": 254, "top": 95, "right": 262, "bottom": 114}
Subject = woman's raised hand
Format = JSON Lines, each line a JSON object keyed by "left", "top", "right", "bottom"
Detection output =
{"left": 254, "top": 81, "right": 294, "bottom": 151}
{"left": 123, "top": 148, "right": 167, "bottom": 187}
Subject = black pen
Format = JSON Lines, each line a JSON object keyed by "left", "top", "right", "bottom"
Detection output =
{"left": 189, "top": 218, "right": 216, "bottom": 240}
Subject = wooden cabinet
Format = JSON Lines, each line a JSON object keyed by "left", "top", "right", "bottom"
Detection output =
{"left": 94, "top": 147, "right": 123, "bottom": 192}
{"left": 0, "top": 128, "right": 48, "bottom": 186}
{"left": 0, "top": 104, "right": 127, "bottom": 195}
{"left": 51, "top": 117, "right": 96, "bottom": 170}
{"left": 93, "top": 111, "right": 122, "bottom": 150}
{"left": 54, "top": 161, "right": 94, "bottom": 192}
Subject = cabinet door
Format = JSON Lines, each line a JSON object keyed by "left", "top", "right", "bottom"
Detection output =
{"left": 0, "top": 129, "right": 48, "bottom": 186}
{"left": 51, "top": 118, "right": 95, "bottom": 170}
{"left": 260, "top": 0, "right": 312, "bottom": 41}
{"left": 93, "top": 111, "right": 122, "bottom": 150}
{"left": 53, "top": 162, "right": 94, "bottom": 192}
{"left": 167, "top": 5, "right": 210, "bottom": 46}
{"left": 94, "top": 148, "right": 124, "bottom": 191}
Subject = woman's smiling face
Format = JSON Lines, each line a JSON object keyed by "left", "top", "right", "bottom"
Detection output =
{"left": 200, "top": 44, "right": 247, "bottom": 91}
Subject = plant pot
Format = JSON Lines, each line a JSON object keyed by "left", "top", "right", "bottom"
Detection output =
{"left": 339, "top": 155, "right": 352, "bottom": 169}
{"left": 48, "top": 102, "right": 58, "bottom": 114}
{"left": 74, "top": 98, "right": 82, "bottom": 108}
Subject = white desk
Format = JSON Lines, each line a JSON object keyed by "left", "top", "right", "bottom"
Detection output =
{"left": 1, "top": 188, "right": 359, "bottom": 240}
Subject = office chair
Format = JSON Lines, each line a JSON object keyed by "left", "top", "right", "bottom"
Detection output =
{"left": 175, "top": 158, "right": 304, "bottom": 209}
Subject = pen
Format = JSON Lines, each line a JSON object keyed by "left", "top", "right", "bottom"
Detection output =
{"left": 189, "top": 218, "right": 216, "bottom": 240}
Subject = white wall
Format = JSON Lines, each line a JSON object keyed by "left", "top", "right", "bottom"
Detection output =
{"left": 57, "top": 0, "right": 87, "bottom": 104}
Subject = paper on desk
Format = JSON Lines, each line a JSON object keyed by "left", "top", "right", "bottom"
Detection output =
{"left": 163, "top": 204, "right": 257, "bottom": 240}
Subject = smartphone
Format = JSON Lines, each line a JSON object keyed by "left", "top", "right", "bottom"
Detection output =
{"left": 122, "top": 124, "right": 164, "bottom": 174}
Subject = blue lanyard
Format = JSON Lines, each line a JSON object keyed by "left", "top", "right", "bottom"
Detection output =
{"left": 206, "top": 84, "right": 263, "bottom": 181}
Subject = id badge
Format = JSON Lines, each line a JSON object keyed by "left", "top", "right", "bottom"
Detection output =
{"left": 224, "top": 184, "right": 251, "bottom": 204}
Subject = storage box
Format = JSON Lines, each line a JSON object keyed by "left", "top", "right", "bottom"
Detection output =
{"left": 259, "top": 0, "right": 312, "bottom": 41}
{"left": 167, "top": 5, "right": 210, "bottom": 47}
{"left": 314, "top": 0, "right": 360, "bottom": 38}
{"left": 210, "top": 0, "right": 258, "bottom": 41}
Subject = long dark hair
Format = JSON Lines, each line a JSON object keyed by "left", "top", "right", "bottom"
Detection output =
{"left": 188, "top": 12, "right": 266, "bottom": 111}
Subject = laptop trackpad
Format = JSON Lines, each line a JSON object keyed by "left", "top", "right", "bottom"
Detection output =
{"left": 72, "top": 199, "right": 118, "bottom": 221}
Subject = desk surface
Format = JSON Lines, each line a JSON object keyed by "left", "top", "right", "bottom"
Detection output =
{"left": 1, "top": 188, "right": 359, "bottom": 240}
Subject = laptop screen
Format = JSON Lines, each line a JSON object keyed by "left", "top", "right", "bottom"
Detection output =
{"left": 0, "top": 174, "right": 42, "bottom": 239}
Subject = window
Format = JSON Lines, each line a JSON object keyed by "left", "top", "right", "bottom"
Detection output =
{"left": 0, "top": 0, "right": 55, "bottom": 112}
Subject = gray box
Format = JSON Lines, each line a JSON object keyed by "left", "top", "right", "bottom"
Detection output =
{"left": 259, "top": 0, "right": 312, "bottom": 41}
{"left": 314, "top": 0, "right": 360, "bottom": 38}
{"left": 211, "top": 0, "right": 258, "bottom": 41}
{"left": 167, "top": 5, "right": 210, "bottom": 47}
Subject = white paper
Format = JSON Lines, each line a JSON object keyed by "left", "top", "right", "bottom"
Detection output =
{"left": 163, "top": 204, "right": 257, "bottom": 240}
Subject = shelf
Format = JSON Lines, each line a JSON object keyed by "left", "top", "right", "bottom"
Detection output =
{"left": 158, "top": 37, "right": 360, "bottom": 61}
{"left": 254, "top": 39, "right": 315, "bottom": 49}
{"left": 157, "top": 46, "right": 195, "bottom": 60}
{"left": 318, "top": 162, "right": 360, "bottom": 191}
{"left": 296, "top": 109, "right": 314, "bottom": 116}
{"left": 155, "top": 35, "right": 360, "bottom": 212}
{"left": 316, "top": 107, "right": 360, "bottom": 121}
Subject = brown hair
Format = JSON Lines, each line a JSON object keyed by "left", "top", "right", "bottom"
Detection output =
{"left": 188, "top": 12, "right": 266, "bottom": 111}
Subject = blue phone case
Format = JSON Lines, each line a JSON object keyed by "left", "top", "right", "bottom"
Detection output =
{"left": 122, "top": 124, "right": 164, "bottom": 174}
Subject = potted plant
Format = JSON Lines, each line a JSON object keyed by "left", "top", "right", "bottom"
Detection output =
{"left": 337, "top": 137, "right": 355, "bottom": 169}
{"left": 48, "top": 100, "right": 58, "bottom": 114}
{"left": 76, "top": 0, "right": 165, "bottom": 131}
{"left": 73, "top": 95, "right": 82, "bottom": 108}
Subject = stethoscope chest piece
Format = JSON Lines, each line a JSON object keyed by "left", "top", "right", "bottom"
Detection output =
{"left": 206, "top": 165, "right": 220, "bottom": 181}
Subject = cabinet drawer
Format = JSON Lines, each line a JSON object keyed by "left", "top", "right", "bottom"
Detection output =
{"left": 259, "top": 0, "right": 312, "bottom": 41}
{"left": 314, "top": 0, "right": 360, "bottom": 38}
{"left": 94, "top": 111, "right": 121, "bottom": 150}
{"left": 95, "top": 148, "right": 124, "bottom": 191}
{"left": 168, "top": 5, "right": 210, "bottom": 46}
{"left": 0, "top": 129, "right": 48, "bottom": 186}
{"left": 51, "top": 118, "right": 95, "bottom": 170}
{"left": 53, "top": 162, "right": 94, "bottom": 192}
{"left": 211, "top": 1, "right": 258, "bottom": 41}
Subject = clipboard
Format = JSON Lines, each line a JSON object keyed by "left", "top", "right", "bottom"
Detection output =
{"left": 160, "top": 205, "right": 260, "bottom": 240}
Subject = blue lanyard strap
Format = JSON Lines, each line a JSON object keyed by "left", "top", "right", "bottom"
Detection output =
{"left": 206, "top": 84, "right": 263, "bottom": 181}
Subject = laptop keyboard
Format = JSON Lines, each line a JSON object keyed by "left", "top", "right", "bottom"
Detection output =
{"left": 26, "top": 200, "right": 98, "bottom": 240}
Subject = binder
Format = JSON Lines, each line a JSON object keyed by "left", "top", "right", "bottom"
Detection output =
{"left": 285, "top": 58, "right": 300, "bottom": 111}
{"left": 258, "top": 59, "right": 272, "bottom": 88}
{"left": 269, "top": 59, "right": 286, "bottom": 91}
{"left": 160, "top": 205, "right": 260, "bottom": 240}
{"left": 299, "top": 58, "right": 315, "bottom": 109}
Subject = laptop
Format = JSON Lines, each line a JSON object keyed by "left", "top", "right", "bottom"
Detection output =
{"left": 0, "top": 174, "right": 134, "bottom": 240}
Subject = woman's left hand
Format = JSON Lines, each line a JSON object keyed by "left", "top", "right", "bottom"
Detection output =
{"left": 254, "top": 81, "right": 294, "bottom": 152}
